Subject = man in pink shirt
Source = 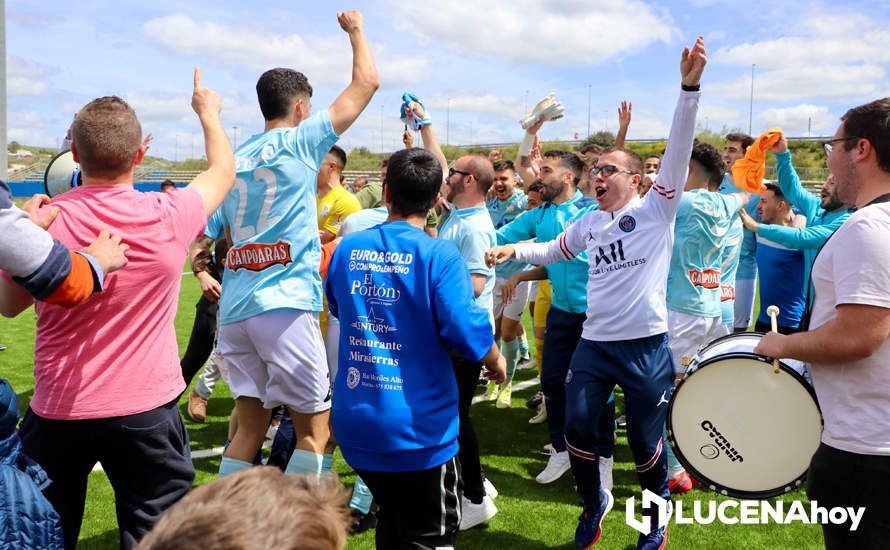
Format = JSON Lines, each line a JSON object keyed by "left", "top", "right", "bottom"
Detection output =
{"left": 0, "top": 69, "right": 235, "bottom": 549}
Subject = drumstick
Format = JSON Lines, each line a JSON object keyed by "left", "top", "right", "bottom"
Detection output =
{"left": 766, "top": 305, "right": 781, "bottom": 374}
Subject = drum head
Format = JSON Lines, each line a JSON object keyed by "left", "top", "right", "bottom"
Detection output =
{"left": 44, "top": 151, "right": 80, "bottom": 198}
{"left": 667, "top": 354, "right": 822, "bottom": 499}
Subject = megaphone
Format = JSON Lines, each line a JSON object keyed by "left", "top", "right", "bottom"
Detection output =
{"left": 44, "top": 150, "right": 82, "bottom": 198}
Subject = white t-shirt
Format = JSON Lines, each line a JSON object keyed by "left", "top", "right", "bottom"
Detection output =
{"left": 808, "top": 202, "right": 890, "bottom": 455}
{"left": 513, "top": 90, "right": 700, "bottom": 341}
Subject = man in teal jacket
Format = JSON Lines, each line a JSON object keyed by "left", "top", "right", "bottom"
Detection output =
{"left": 739, "top": 133, "right": 853, "bottom": 298}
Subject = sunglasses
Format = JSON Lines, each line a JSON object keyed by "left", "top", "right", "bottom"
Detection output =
{"left": 589, "top": 164, "right": 637, "bottom": 179}
{"left": 448, "top": 168, "right": 471, "bottom": 179}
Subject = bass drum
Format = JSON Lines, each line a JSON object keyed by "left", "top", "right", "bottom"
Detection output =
{"left": 666, "top": 332, "right": 823, "bottom": 499}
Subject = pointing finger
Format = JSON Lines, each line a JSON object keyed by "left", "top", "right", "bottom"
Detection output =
{"left": 194, "top": 67, "right": 202, "bottom": 90}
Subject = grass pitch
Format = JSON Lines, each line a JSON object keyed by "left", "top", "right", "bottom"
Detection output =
{"left": 0, "top": 276, "right": 824, "bottom": 549}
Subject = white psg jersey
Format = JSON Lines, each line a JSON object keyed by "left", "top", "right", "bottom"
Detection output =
{"left": 514, "top": 90, "right": 699, "bottom": 341}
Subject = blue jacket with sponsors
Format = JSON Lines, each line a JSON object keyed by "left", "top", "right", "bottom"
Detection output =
{"left": 326, "top": 222, "right": 493, "bottom": 472}
{"left": 496, "top": 190, "right": 597, "bottom": 314}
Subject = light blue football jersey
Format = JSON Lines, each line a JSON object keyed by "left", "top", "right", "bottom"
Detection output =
{"left": 719, "top": 215, "right": 744, "bottom": 324}
{"left": 439, "top": 205, "right": 497, "bottom": 329}
{"left": 218, "top": 111, "right": 338, "bottom": 325}
{"left": 204, "top": 208, "right": 224, "bottom": 240}
{"left": 486, "top": 191, "right": 530, "bottom": 279}
{"left": 667, "top": 189, "right": 743, "bottom": 318}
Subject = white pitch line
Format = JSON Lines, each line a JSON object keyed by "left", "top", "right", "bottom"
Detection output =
{"left": 91, "top": 376, "right": 541, "bottom": 472}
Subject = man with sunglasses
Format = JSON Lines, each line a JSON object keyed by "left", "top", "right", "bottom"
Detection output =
{"left": 755, "top": 97, "right": 890, "bottom": 549}
{"left": 486, "top": 36, "right": 707, "bottom": 550}
{"left": 438, "top": 155, "right": 500, "bottom": 529}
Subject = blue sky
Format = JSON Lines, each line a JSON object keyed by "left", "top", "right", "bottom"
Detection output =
{"left": 7, "top": 0, "right": 890, "bottom": 160}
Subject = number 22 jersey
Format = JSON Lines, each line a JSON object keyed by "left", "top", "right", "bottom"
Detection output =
{"left": 218, "top": 111, "right": 338, "bottom": 325}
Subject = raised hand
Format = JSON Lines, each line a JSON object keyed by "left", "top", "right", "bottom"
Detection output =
{"left": 337, "top": 10, "right": 364, "bottom": 33}
{"left": 402, "top": 127, "right": 414, "bottom": 148}
{"left": 82, "top": 229, "right": 130, "bottom": 275}
{"left": 23, "top": 194, "right": 59, "bottom": 230}
{"left": 680, "top": 36, "right": 707, "bottom": 87}
{"left": 191, "top": 67, "right": 222, "bottom": 119}
{"left": 771, "top": 133, "right": 788, "bottom": 154}
{"left": 618, "top": 101, "right": 632, "bottom": 129}
{"left": 142, "top": 133, "right": 154, "bottom": 154}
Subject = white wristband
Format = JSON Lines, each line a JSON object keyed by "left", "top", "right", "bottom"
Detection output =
{"left": 518, "top": 132, "right": 535, "bottom": 157}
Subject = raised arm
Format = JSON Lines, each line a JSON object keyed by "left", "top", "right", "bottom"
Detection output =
{"left": 746, "top": 210, "right": 849, "bottom": 250}
{"left": 405, "top": 98, "right": 448, "bottom": 179}
{"left": 615, "top": 100, "right": 631, "bottom": 148}
{"left": 644, "top": 36, "right": 706, "bottom": 222}
{"left": 773, "top": 144, "right": 821, "bottom": 218}
{"left": 488, "top": 212, "right": 591, "bottom": 267}
{"left": 327, "top": 11, "right": 380, "bottom": 136}
{"left": 186, "top": 68, "right": 236, "bottom": 216}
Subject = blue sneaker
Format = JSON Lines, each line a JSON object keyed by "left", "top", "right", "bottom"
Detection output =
{"left": 636, "top": 516, "right": 668, "bottom": 550}
{"left": 574, "top": 488, "right": 614, "bottom": 549}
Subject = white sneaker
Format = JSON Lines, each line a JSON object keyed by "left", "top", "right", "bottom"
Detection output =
{"left": 483, "top": 477, "right": 498, "bottom": 499}
{"left": 599, "top": 456, "right": 614, "bottom": 491}
{"left": 536, "top": 449, "right": 571, "bottom": 484}
{"left": 459, "top": 495, "right": 497, "bottom": 530}
{"left": 529, "top": 401, "right": 548, "bottom": 424}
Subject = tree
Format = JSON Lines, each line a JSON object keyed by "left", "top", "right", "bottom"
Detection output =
{"left": 579, "top": 131, "right": 615, "bottom": 149}
{"left": 7, "top": 141, "right": 21, "bottom": 152}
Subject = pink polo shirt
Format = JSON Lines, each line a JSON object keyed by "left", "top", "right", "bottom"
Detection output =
{"left": 32, "top": 184, "right": 206, "bottom": 420}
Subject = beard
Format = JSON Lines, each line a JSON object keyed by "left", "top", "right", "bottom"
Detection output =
{"left": 540, "top": 180, "right": 563, "bottom": 203}
{"left": 834, "top": 157, "right": 861, "bottom": 206}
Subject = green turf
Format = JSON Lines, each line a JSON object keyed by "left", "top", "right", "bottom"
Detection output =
{"left": 0, "top": 277, "right": 824, "bottom": 549}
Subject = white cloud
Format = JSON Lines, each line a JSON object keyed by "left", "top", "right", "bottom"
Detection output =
{"left": 426, "top": 93, "right": 524, "bottom": 119}
{"left": 392, "top": 0, "right": 676, "bottom": 65}
{"left": 8, "top": 77, "right": 49, "bottom": 96}
{"left": 7, "top": 111, "right": 57, "bottom": 148}
{"left": 7, "top": 56, "right": 55, "bottom": 96}
{"left": 710, "top": 11, "right": 890, "bottom": 104}
{"left": 141, "top": 14, "right": 430, "bottom": 87}
{"left": 754, "top": 104, "right": 836, "bottom": 136}
{"left": 710, "top": 64, "right": 887, "bottom": 103}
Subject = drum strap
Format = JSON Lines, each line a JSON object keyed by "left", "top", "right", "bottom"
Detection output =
{"left": 801, "top": 192, "right": 890, "bottom": 330}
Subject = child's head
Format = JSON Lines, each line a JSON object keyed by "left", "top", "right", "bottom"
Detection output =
{"left": 138, "top": 467, "right": 350, "bottom": 550}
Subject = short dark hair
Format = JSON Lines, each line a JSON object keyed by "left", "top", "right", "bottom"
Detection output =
{"left": 72, "top": 96, "right": 142, "bottom": 179}
{"left": 690, "top": 141, "right": 724, "bottom": 189}
{"left": 160, "top": 179, "right": 176, "bottom": 188}
{"left": 600, "top": 146, "right": 644, "bottom": 175}
{"left": 384, "top": 148, "right": 442, "bottom": 217}
{"left": 492, "top": 159, "right": 515, "bottom": 173}
{"left": 763, "top": 182, "right": 786, "bottom": 201}
{"left": 645, "top": 154, "right": 661, "bottom": 161}
{"left": 326, "top": 145, "right": 347, "bottom": 172}
{"left": 380, "top": 158, "right": 389, "bottom": 168}
{"left": 725, "top": 132, "right": 755, "bottom": 153}
{"left": 841, "top": 97, "right": 890, "bottom": 173}
{"left": 256, "top": 68, "right": 313, "bottom": 121}
{"left": 543, "top": 150, "right": 584, "bottom": 184}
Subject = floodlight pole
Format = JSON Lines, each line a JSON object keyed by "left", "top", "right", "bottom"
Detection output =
{"left": 748, "top": 64, "right": 755, "bottom": 135}
{"left": 587, "top": 84, "right": 592, "bottom": 138}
